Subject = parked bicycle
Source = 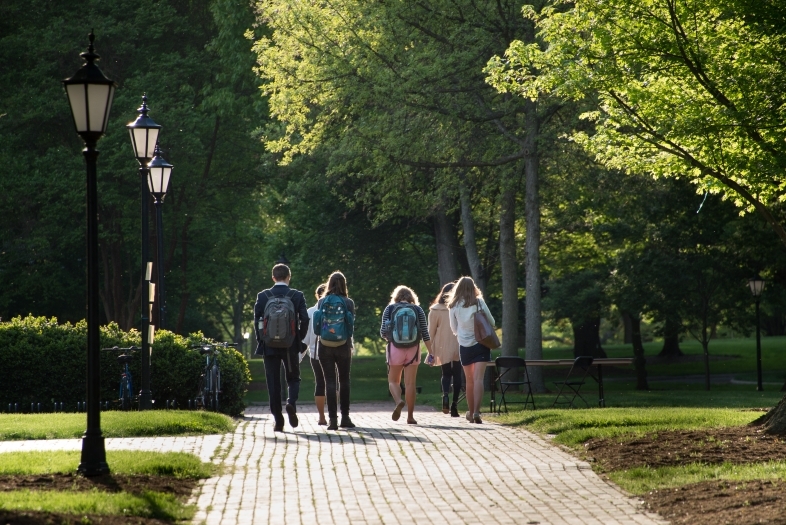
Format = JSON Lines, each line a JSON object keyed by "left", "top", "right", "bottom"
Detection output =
{"left": 190, "top": 342, "right": 237, "bottom": 411}
{"left": 102, "top": 346, "right": 139, "bottom": 410}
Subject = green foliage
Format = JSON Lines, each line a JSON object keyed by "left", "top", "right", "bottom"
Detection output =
{"left": 0, "top": 316, "right": 249, "bottom": 416}
{"left": 0, "top": 411, "right": 233, "bottom": 441}
{"left": 486, "top": 0, "right": 786, "bottom": 241}
{"left": 0, "top": 451, "right": 213, "bottom": 479}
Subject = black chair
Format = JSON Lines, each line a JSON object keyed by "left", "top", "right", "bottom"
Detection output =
{"left": 552, "top": 356, "right": 594, "bottom": 408}
{"left": 494, "top": 356, "right": 536, "bottom": 413}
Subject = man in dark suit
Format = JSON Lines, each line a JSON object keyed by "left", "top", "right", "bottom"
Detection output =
{"left": 254, "top": 263, "right": 310, "bottom": 432}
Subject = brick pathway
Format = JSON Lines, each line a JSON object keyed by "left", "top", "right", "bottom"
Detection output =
{"left": 195, "top": 404, "right": 665, "bottom": 525}
{"left": 0, "top": 405, "right": 666, "bottom": 524}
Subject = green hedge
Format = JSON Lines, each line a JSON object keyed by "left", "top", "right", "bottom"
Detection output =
{"left": 0, "top": 316, "right": 250, "bottom": 416}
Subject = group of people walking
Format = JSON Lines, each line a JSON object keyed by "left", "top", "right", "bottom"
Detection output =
{"left": 254, "top": 263, "right": 495, "bottom": 432}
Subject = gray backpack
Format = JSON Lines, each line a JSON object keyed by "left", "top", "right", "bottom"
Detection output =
{"left": 259, "top": 290, "right": 297, "bottom": 348}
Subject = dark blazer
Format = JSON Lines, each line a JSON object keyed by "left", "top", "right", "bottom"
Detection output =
{"left": 254, "top": 284, "right": 310, "bottom": 356}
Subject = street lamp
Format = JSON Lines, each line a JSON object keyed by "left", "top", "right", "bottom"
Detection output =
{"left": 748, "top": 274, "right": 765, "bottom": 391}
{"left": 147, "top": 145, "right": 173, "bottom": 330}
{"left": 127, "top": 94, "right": 161, "bottom": 411}
{"left": 63, "top": 30, "right": 115, "bottom": 477}
{"left": 276, "top": 253, "right": 290, "bottom": 265}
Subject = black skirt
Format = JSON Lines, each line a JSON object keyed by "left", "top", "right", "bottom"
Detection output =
{"left": 459, "top": 342, "right": 490, "bottom": 366}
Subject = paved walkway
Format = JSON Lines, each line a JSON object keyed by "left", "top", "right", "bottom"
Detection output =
{"left": 0, "top": 405, "right": 667, "bottom": 524}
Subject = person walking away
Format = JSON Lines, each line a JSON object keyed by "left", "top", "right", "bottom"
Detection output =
{"left": 381, "top": 285, "right": 433, "bottom": 425}
{"left": 303, "top": 283, "right": 328, "bottom": 425}
{"left": 254, "top": 263, "right": 310, "bottom": 432}
{"left": 314, "top": 271, "right": 356, "bottom": 430}
{"left": 428, "top": 282, "right": 461, "bottom": 417}
{"left": 447, "top": 276, "right": 494, "bottom": 424}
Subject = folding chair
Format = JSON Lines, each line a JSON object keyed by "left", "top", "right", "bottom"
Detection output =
{"left": 552, "top": 356, "right": 594, "bottom": 408}
{"left": 494, "top": 356, "right": 536, "bottom": 413}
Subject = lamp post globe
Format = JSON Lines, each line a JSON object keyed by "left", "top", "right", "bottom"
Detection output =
{"left": 748, "top": 274, "right": 765, "bottom": 391}
{"left": 62, "top": 30, "right": 115, "bottom": 477}
{"left": 127, "top": 96, "right": 162, "bottom": 411}
{"left": 147, "top": 144, "right": 173, "bottom": 201}
{"left": 147, "top": 145, "right": 173, "bottom": 329}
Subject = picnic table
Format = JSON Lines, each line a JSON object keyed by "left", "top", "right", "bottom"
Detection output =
{"left": 525, "top": 357, "right": 634, "bottom": 407}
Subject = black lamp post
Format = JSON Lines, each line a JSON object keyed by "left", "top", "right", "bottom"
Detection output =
{"left": 126, "top": 95, "right": 161, "bottom": 411}
{"left": 63, "top": 31, "right": 115, "bottom": 477}
{"left": 147, "top": 145, "right": 173, "bottom": 330}
{"left": 748, "top": 275, "right": 765, "bottom": 391}
{"left": 277, "top": 253, "right": 290, "bottom": 265}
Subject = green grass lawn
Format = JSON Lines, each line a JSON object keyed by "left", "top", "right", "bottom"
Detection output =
{"left": 495, "top": 407, "right": 764, "bottom": 447}
{"left": 0, "top": 450, "right": 213, "bottom": 477}
{"left": 0, "top": 450, "right": 212, "bottom": 520}
{"left": 0, "top": 411, "right": 234, "bottom": 440}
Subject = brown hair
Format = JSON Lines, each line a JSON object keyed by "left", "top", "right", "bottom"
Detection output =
{"left": 272, "top": 263, "right": 290, "bottom": 282}
{"left": 447, "top": 276, "right": 481, "bottom": 308}
{"left": 324, "top": 271, "right": 348, "bottom": 297}
{"left": 315, "top": 283, "right": 326, "bottom": 300}
{"left": 431, "top": 282, "right": 455, "bottom": 306}
{"left": 390, "top": 285, "right": 419, "bottom": 305}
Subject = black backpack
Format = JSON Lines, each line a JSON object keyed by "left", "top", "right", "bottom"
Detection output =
{"left": 258, "top": 290, "right": 297, "bottom": 348}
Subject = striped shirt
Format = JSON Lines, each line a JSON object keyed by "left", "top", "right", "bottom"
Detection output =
{"left": 379, "top": 303, "right": 430, "bottom": 342}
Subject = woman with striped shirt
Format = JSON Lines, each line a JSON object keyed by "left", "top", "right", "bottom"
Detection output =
{"left": 380, "top": 285, "right": 433, "bottom": 424}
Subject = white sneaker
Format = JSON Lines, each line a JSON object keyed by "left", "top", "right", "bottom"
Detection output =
{"left": 465, "top": 411, "right": 472, "bottom": 422}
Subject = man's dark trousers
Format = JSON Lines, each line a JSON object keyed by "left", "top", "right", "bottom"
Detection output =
{"left": 253, "top": 282, "right": 309, "bottom": 423}
{"left": 264, "top": 348, "right": 301, "bottom": 417}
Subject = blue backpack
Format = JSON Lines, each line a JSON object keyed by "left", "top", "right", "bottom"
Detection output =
{"left": 313, "top": 295, "right": 354, "bottom": 347}
{"left": 385, "top": 303, "right": 421, "bottom": 349}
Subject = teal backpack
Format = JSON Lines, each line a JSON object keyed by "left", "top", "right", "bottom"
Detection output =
{"left": 313, "top": 295, "right": 354, "bottom": 347}
{"left": 386, "top": 303, "right": 421, "bottom": 349}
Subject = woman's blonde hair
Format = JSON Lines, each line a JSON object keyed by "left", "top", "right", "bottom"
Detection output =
{"left": 447, "top": 276, "right": 481, "bottom": 308}
{"left": 389, "top": 285, "right": 419, "bottom": 305}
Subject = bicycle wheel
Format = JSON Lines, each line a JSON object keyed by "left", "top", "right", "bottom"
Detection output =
{"left": 120, "top": 375, "right": 131, "bottom": 410}
{"left": 211, "top": 365, "right": 220, "bottom": 411}
{"left": 197, "top": 374, "right": 207, "bottom": 409}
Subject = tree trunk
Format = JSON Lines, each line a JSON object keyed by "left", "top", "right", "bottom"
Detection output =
{"left": 702, "top": 339, "right": 711, "bottom": 391}
{"left": 658, "top": 318, "right": 683, "bottom": 357}
{"left": 629, "top": 314, "right": 649, "bottom": 390}
{"left": 752, "top": 396, "right": 786, "bottom": 434}
{"left": 572, "top": 317, "right": 607, "bottom": 358}
{"left": 459, "top": 182, "right": 486, "bottom": 295}
{"left": 622, "top": 311, "right": 633, "bottom": 344}
{"left": 175, "top": 226, "right": 189, "bottom": 335}
{"left": 433, "top": 207, "right": 460, "bottom": 286}
{"left": 499, "top": 176, "right": 518, "bottom": 366}
{"left": 524, "top": 100, "right": 545, "bottom": 392}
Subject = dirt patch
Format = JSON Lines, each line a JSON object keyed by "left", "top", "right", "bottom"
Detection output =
{"left": 643, "top": 479, "right": 786, "bottom": 525}
{"left": 0, "top": 474, "right": 199, "bottom": 524}
{"left": 0, "top": 473, "right": 197, "bottom": 498}
{"left": 584, "top": 426, "right": 786, "bottom": 524}
{"left": 585, "top": 426, "right": 786, "bottom": 471}
{"left": 0, "top": 510, "right": 174, "bottom": 524}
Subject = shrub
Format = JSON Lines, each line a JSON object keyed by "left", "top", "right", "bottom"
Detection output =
{"left": 0, "top": 316, "right": 250, "bottom": 416}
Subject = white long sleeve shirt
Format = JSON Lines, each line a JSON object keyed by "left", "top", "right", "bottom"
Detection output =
{"left": 303, "top": 304, "right": 318, "bottom": 358}
{"left": 448, "top": 298, "right": 495, "bottom": 347}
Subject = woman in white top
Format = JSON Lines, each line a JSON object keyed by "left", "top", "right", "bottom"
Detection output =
{"left": 448, "top": 276, "right": 495, "bottom": 424}
{"left": 303, "top": 283, "right": 327, "bottom": 425}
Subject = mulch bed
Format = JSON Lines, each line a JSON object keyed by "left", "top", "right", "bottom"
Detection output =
{"left": 584, "top": 426, "right": 786, "bottom": 525}
{"left": 584, "top": 426, "right": 786, "bottom": 471}
{"left": 0, "top": 510, "right": 174, "bottom": 524}
{"left": 0, "top": 474, "right": 198, "bottom": 524}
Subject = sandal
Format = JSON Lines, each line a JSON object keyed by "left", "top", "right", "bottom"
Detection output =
{"left": 392, "top": 400, "right": 405, "bottom": 421}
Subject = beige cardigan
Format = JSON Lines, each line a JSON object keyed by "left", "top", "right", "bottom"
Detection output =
{"left": 428, "top": 304, "right": 460, "bottom": 365}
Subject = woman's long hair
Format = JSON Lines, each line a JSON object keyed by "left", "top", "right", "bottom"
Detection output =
{"left": 390, "top": 285, "right": 419, "bottom": 305}
{"left": 323, "top": 271, "right": 348, "bottom": 297}
{"left": 431, "top": 282, "right": 455, "bottom": 306}
{"left": 447, "top": 276, "right": 481, "bottom": 308}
